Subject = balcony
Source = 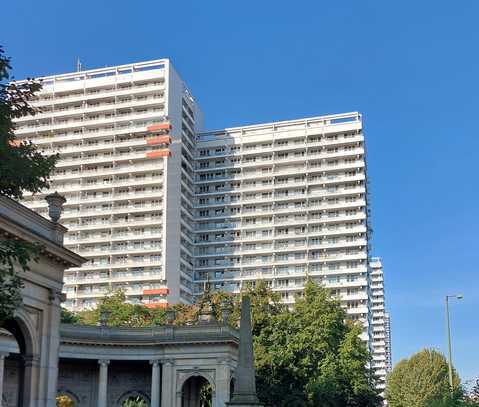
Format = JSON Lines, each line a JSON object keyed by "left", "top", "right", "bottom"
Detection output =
{"left": 29, "top": 81, "right": 165, "bottom": 108}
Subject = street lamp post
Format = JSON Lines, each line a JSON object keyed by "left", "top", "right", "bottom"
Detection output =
{"left": 445, "top": 294, "right": 463, "bottom": 395}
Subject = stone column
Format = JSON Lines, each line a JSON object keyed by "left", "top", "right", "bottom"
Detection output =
{"left": 0, "top": 352, "right": 9, "bottom": 407}
{"left": 227, "top": 296, "right": 263, "bottom": 406}
{"left": 45, "top": 289, "right": 63, "bottom": 407}
{"left": 161, "top": 360, "right": 174, "bottom": 407}
{"left": 150, "top": 360, "right": 160, "bottom": 407}
{"left": 23, "top": 354, "right": 40, "bottom": 407}
{"left": 216, "top": 359, "right": 231, "bottom": 407}
{"left": 97, "top": 359, "right": 110, "bottom": 407}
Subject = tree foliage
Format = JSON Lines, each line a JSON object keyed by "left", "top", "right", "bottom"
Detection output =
{"left": 60, "top": 307, "right": 80, "bottom": 324}
{"left": 76, "top": 290, "right": 168, "bottom": 327}
{"left": 0, "top": 45, "right": 59, "bottom": 324}
{"left": 0, "top": 45, "right": 58, "bottom": 200}
{"left": 0, "top": 239, "right": 39, "bottom": 324}
{"left": 66, "top": 281, "right": 379, "bottom": 407}
{"left": 385, "top": 349, "right": 462, "bottom": 407}
{"left": 253, "top": 280, "right": 379, "bottom": 407}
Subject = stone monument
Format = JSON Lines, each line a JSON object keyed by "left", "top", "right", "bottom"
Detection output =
{"left": 227, "top": 295, "right": 263, "bottom": 406}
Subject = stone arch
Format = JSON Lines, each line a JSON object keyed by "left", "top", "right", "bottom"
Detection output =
{"left": 117, "top": 390, "right": 150, "bottom": 406}
{"left": 1, "top": 310, "right": 40, "bottom": 407}
{"left": 179, "top": 372, "right": 214, "bottom": 407}
{"left": 177, "top": 371, "right": 216, "bottom": 394}
{"left": 3, "top": 308, "right": 39, "bottom": 356}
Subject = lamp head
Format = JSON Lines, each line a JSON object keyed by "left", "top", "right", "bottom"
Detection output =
{"left": 456, "top": 294, "right": 464, "bottom": 300}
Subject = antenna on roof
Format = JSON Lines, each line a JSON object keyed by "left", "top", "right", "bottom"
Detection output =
{"left": 76, "top": 58, "right": 82, "bottom": 72}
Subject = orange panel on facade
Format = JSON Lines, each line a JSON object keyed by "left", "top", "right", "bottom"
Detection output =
{"left": 146, "top": 149, "right": 171, "bottom": 159}
{"left": 144, "top": 302, "right": 168, "bottom": 309}
{"left": 8, "top": 139, "right": 22, "bottom": 147}
{"left": 143, "top": 288, "right": 169, "bottom": 295}
{"left": 146, "top": 136, "right": 172, "bottom": 145}
{"left": 147, "top": 123, "right": 172, "bottom": 132}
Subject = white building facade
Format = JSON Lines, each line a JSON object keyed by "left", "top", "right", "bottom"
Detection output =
{"left": 16, "top": 60, "right": 203, "bottom": 310}
{"left": 369, "top": 257, "right": 392, "bottom": 393}
{"left": 194, "top": 114, "right": 372, "bottom": 341}
{"left": 14, "top": 60, "right": 388, "bottom": 348}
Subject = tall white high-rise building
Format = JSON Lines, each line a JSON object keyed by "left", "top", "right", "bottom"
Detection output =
{"left": 15, "top": 60, "right": 203, "bottom": 310}
{"left": 193, "top": 114, "right": 371, "bottom": 341}
{"left": 369, "top": 257, "right": 392, "bottom": 393}
{"left": 15, "top": 60, "right": 381, "bottom": 348}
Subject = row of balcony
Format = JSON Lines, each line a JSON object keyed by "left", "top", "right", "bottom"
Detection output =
{"left": 15, "top": 110, "right": 165, "bottom": 135}
{"left": 195, "top": 176, "right": 365, "bottom": 197}
{"left": 31, "top": 80, "right": 165, "bottom": 106}
{"left": 195, "top": 211, "right": 365, "bottom": 232}
{"left": 26, "top": 189, "right": 165, "bottom": 209}
{"left": 23, "top": 121, "right": 164, "bottom": 145}
{"left": 195, "top": 238, "right": 367, "bottom": 257}
{"left": 194, "top": 181, "right": 366, "bottom": 212}
{"left": 55, "top": 150, "right": 155, "bottom": 168}
{"left": 194, "top": 252, "right": 367, "bottom": 271}
{"left": 195, "top": 208, "right": 364, "bottom": 224}
{"left": 52, "top": 162, "right": 165, "bottom": 181}
{"left": 67, "top": 259, "right": 164, "bottom": 272}
{"left": 64, "top": 269, "right": 164, "bottom": 286}
{"left": 194, "top": 200, "right": 366, "bottom": 221}
{"left": 195, "top": 132, "right": 362, "bottom": 159}
{"left": 16, "top": 94, "right": 165, "bottom": 123}
{"left": 195, "top": 138, "right": 363, "bottom": 166}
{"left": 24, "top": 176, "right": 164, "bottom": 198}
{"left": 42, "top": 134, "right": 160, "bottom": 155}
{"left": 194, "top": 148, "right": 364, "bottom": 176}
{"left": 194, "top": 163, "right": 365, "bottom": 194}
{"left": 64, "top": 231, "right": 163, "bottom": 245}
{"left": 75, "top": 244, "right": 163, "bottom": 257}
{"left": 194, "top": 224, "right": 367, "bottom": 245}
{"left": 60, "top": 202, "right": 163, "bottom": 219}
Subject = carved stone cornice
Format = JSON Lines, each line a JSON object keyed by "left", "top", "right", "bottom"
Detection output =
{"left": 0, "top": 195, "right": 85, "bottom": 267}
{"left": 59, "top": 323, "right": 239, "bottom": 348}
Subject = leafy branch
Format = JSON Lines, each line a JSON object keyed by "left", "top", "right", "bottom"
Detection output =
{"left": 0, "top": 240, "right": 40, "bottom": 323}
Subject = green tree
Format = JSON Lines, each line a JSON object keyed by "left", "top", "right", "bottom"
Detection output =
{"left": 0, "top": 240, "right": 39, "bottom": 323}
{"left": 0, "top": 46, "right": 58, "bottom": 199}
{"left": 385, "top": 349, "right": 462, "bottom": 407}
{"left": 0, "top": 45, "right": 59, "bottom": 324}
{"left": 253, "top": 280, "right": 379, "bottom": 407}
{"left": 77, "top": 290, "right": 168, "bottom": 327}
{"left": 60, "top": 307, "right": 80, "bottom": 324}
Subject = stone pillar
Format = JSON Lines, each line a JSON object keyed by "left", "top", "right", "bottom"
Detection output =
{"left": 97, "top": 359, "right": 110, "bottom": 407}
{"left": 0, "top": 352, "right": 9, "bottom": 407}
{"left": 161, "top": 360, "right": 174, "bottom": 407}
{"left": 23, "top": 354, "right": 40, "bottom": 407}
{"left": 45, "top": 289, "right": 63, "bottom": 407}
{"left": 150, "top": 360, "right": 161, "bottom": 407}
{"left": 227, "top": 296, "right": 263, "bottom": 406}
{"left": 216, "top": 359, "right": 231, "bottom": 407}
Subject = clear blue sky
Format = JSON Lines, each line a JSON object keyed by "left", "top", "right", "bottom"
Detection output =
{"left": 2, "top": 0, "right": 478, "bottom": 384}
